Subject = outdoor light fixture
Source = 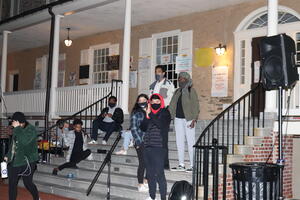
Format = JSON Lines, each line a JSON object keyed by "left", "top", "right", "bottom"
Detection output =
{"left": 64, "top": 28, "right": 72, "bottom": 47}
{"left": 215, "top": 44, "right": 226, "bottom": 55}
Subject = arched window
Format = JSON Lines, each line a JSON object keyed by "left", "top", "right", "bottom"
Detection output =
{"left": 247, "top": 11, "right": 300, "bottom": 29}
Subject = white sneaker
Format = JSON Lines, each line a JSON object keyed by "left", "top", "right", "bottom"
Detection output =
{"left": 102, "top": 140, "right": 107, "bottom": 145}
{"left": 129, "top": 140, "right": 134, "bottom": 148}
{"left": 88, "top": 140, "right": 98, "bottom": 145}
{"left": 144, "top": 182, "right": 148, "bottom": 188}
{"left": 138, "top": 184, "right": 149, "bottom": 192}
{"left": 115, "top": 149, "right": 127, "bottom": 155}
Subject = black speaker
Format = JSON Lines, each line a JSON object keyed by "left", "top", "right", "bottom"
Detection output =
{"left": 260, "top": 34, "right": 299, "bottom": 90}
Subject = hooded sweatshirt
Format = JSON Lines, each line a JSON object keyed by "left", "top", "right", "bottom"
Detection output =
{"left": 140, "top": 93, "right": 171, "bottom": 148}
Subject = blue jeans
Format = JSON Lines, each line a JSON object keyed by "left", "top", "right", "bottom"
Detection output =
{"left": 92, "top": 119, "right": 120, "bottom": 141}
{"left": 121, "top": 130, "right": 133, "bottom": 150}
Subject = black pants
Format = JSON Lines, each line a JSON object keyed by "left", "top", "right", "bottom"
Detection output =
{"left": 135, "top": 143, "right": 146, "bottom": 184}
{"left": 92, "top": 119, "right": 119, "bottom": 142}
{"left": 8, "top": 162, "right": 39, "bottom": 200}
{"left": 58, "top": 149, "right": 91, "bottom": 171}
{"left": 144, "top": 147, "right": 167, "bottom": 200}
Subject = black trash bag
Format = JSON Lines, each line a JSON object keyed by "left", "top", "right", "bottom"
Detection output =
{"left": 168, "top": 180, "right": 193, "bottom": 200}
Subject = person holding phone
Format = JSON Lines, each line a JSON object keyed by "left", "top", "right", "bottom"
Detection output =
{"left": 4, "top": 112, "right": 40, "bottom": 200}
{"left": 169, "top": 72, "right": 200, "bottom": 173}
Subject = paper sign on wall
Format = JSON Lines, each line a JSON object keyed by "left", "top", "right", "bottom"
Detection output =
{"left": 211, "top": 66, "right": 228, "bottom": 97}
{"left": 161, "top": 54, "right": 171, "bottom": 64}
{"left": 254, "top": 61, "right": 261, "bottom": 83}
{"left": 138, "top": 57, "right": 151, "bottom": 70}
{"left": 175, "top": 56, "right": 192, "bottom": 73}
{"left": 130, "top": 71, "right": 137, "bottom": 88}
{"left": 195, "top": 48, "right": 214, "bottom": 67}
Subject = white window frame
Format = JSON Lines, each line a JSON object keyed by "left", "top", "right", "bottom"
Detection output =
{"left": 89, "top": 43, "right": 111, "bottom": 85}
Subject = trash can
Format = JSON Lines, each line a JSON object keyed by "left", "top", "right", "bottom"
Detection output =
{"left": 229, "top": 162, "right": 280, "bottom": 200}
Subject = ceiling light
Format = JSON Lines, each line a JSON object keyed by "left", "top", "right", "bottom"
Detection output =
{"left": 64, "top": 28, "right": 72, "bottom": 47}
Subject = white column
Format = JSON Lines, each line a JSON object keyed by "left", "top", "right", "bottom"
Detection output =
{"left": 1, "top": 31, "right": 11, "bottom": 118}
{"left": 265, "top": 0, "right": 278, "bottom": 112}
{"left": 121, "top": 0, "right": 132, "bottom": 114}
{"left": 1, "top": 31, "right": 11, "bottom": 93}
{"left": 49, "top": 15, "right": 63, "bottom": 119}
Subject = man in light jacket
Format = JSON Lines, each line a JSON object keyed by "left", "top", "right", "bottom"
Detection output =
{"left": 168, "top": 72, "right": 200, "bottom": 172}
{"left": 149, "top": 65, "right": 175, "bottom": 107}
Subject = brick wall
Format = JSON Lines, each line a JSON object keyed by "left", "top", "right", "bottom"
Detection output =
{"left": 207, "top": 132, "right": 294, "bottom": 200}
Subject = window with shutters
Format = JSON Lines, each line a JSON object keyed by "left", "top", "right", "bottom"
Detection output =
{"left": 155, "top": 35, "right": 179, "bottom": 87}
{"left": 92, "top": 47, "right": 109, "bottom": 84}
{"left": 240, "top": 40, "right": 246, "bottom": 85}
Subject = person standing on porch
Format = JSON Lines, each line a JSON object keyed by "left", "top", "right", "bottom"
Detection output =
{"left": 89, "top": 96, "right": 124, "bottom": 145}
{"left": 4, "top": 112, "right": 40, "bottom": 200}
{"left": 141, "top": 94, "right": 171, "bottom": 200}
{"left": 169, "top": 72, "right": 200, "bottom": 173}
{"left": 149, "top": 65, "right": 174, "bottom": 170}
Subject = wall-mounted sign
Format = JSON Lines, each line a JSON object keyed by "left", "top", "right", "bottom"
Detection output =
{"left": 211, "top": 66, "right": 228, "bottom": 97}
{"left": 107, "top": 55, "right": 120, "bottom": 70}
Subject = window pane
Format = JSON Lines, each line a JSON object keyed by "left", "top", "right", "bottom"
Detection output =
{"left": 162, "top": 47, "right": 167, "bottom": 54}
{"left": 173, "top": 36, "right": 178, "bottom": 44}
{"left": 168, "top": 37, "right": 172, "bottom": 45}
{"left": 173, "top": 45, "right": 178, "bottom": 53}
{"left": 163, "top": 38, "right": 167, "bottom": 46}
{"left": 156, "top": 56, "right": 161, "bottom": 64}
{"left": 157, "top": 48, "right": 162, "bottom": 55}
{"left": 297, "top": 33, "right": 300, "bottom": 41}
{"left": 168, "top": 46, "right": 172, "bottom": 54}
{"left": 157, "top": 38, "right": 162, "bottom": 47}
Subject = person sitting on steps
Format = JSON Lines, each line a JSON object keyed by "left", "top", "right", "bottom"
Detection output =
{"left": 89, "top": 96, "right": 124, "bottom": 145}
{"left": 52, "top": 119, "right": 92, "bottom": 175}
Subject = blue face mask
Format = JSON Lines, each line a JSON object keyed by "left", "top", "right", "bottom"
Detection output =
{"left": 155, "top": 74, "right": 164, "bottom": 81}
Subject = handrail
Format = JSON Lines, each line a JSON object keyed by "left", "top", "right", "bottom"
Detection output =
{"left": 40, "top": 80, "right": 122, "bottom": 136}
{"left": 193, "top": 83, "right": 265, "bottom": 200}
{"left": 40, "top": 80, "right": 122, "bottom": 161}
{"left": 86, "top": 132, "right": 122, "bottom": 196}
{"left": 196, "top": 83, "right": 262, "bottom": 145}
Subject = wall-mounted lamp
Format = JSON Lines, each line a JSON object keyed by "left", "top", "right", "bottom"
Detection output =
{"left": 215, "top": 44, "right": 226, "bottom": 56}
{"left": 64, "top": 28, "right": 72, "bottom": 47}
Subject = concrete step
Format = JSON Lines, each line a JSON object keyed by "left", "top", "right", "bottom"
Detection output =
{"left": 44, "top": 158, "right": 193, "bottom": 182}
{"left": 245, "top": 136, "right": 264, "bottom": 146}
{"left": 32, "top": 171, "right": 165, "bottom": 200}
{"left": 19, "top": 180, "right": 126, "bottom": 200}
{"left": 36, "top": 163, "right": 182, "bottom": 191}
{"left": 234, "top": 144, "right": 253, "bottom": 155}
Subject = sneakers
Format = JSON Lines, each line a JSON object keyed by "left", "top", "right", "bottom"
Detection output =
{"left": 102, "top": 140, "right": 107, "bottom": 145}
{"left": 129, "top": 140, "right": 134, "bottom": 148}
{"left": 88, "top": 140, "right": 98, "bottom": 145}
{"left": 52, "top": 168, "right": 58, "bottom": 175}
{"left": 171, "top": 165, "right": 186, "bottom": 172}
{"left": 138, "top": 184, "right": 149, "bottom": 192}
{"left": 185, "top": 167, "right": 193, "bottom": 173}
{"left": 115, "top": 149, "right": 127, "bottom": 155}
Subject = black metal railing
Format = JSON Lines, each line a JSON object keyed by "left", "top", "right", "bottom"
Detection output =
{"left": 86, "top": 132, "right": 122, "bottom": 198}
{"left": 193, "top": 83, "right": 265, "bottom": 200}
{"left": 193, "top": 139, "right": 228, "bottom": 200}
{"left": 40, "top": 79, "right": 123, "bottom": 161}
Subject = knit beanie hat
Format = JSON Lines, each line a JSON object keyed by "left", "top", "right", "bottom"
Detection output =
{"left": 12, "top": 112, "right": 26, "bottom": 123}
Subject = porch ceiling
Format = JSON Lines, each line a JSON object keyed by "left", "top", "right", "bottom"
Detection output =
{"left": 0, "top": 0, "right": 255, "bottom": 53}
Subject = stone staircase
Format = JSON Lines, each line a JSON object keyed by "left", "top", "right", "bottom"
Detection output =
{"left": 16, "top": 116, "right": 275, "bottom": 200}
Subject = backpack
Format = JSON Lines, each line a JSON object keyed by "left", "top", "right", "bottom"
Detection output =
{"left": 168, "top": 180, "right": 194, "bottom": 200}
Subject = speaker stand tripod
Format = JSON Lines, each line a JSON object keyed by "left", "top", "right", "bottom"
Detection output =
{"left": 277, "top": 86, "right": 285, "bottom": 200}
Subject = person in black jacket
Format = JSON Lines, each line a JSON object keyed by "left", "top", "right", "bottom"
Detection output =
{"left": 141, "top": 93, "right": 171, "bottom": 200}
{"left": 89, "top": 96, "right": 124, "bottom": 145}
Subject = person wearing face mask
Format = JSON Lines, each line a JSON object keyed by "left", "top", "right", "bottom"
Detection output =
{"left": 169, "top": 72, "right": 200, "bottom": 173}
{"left": 117, "top": 94, "right": 150, "bottom": 192}
{"left": 140, "top": 94, "right": 171, "bottom": 200}
{"left": 149, "top": 65, "right": 175, "bottom": 107}
{"left": 89, "top": 96, "right": 124, "bottom": 145}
